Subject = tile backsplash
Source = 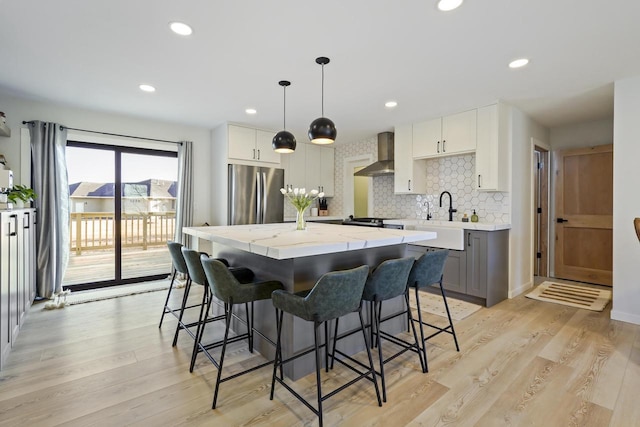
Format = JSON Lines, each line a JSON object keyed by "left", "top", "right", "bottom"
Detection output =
{"left": 332, "top": 138, "right": 510, "bottom": 223}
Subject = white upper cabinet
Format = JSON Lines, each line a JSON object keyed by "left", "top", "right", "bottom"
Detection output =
{"left": 305, "top": 144, "right": 335, "bottom": 197}
{"left": 442, "top": 109, "right": 477, "bottom": 155}
{"left": 227, "top": 124, "right": 280, "bottom": 164}
{"left": 394, "top": 123, "right": 426, "bottom": 194}
{"left": 412, "top": 118, "right": 441, "bottom": 158}
{"left": 475, "top": 103, "right": 509, "bottom": 191}
{"left": 412, "top": 109, "right": 477, "bottom": 159}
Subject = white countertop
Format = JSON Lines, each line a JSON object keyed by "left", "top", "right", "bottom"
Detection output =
{"left": 383, "top": 219, "right": 511, "bottom": 231}
{"left": 183, "top": 223, "right": 436, "bottom": 260}
{"left": 283, "top": 215, "right": 345, "bottom": 222}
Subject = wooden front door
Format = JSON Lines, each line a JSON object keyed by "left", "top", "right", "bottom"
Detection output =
{"left": 554, "top": 144, "right": 613, "bottom": 286}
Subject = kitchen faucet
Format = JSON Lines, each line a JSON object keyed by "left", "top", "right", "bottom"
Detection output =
{"left": 439, "top": 191, "right": 457, "bottom": 221}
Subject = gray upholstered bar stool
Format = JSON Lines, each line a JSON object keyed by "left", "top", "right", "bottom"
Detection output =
{"left": 408, "top": 249, "right": 460, "bottom": 372}
{"left": 159, "top": 241, "right": 215, "bottom": 328}
{"left": 199, "top": 256, "right": 284, "bottom": 409}
{"left": 331, "top": 256, "right": 423, "bottom": 403}
{"left": 270, "top": 265, "right": 381, "bottom": 427}
{"left": 180, "top": 251, "right": 254, "bottom": 364}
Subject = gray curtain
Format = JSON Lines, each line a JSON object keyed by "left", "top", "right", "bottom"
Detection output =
{"left": 174, "top": 141, "right": 193, "bottom": 246}
{"left": 29, "top": 121, "right": 70, "bottom": 298}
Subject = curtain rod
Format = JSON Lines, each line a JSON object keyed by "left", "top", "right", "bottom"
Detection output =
{"left": 22, "top": 121, "right": 182, "bottom": 145}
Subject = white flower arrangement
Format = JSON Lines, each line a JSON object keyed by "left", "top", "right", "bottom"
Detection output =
{"left": 280, "top": 187, "right": 325, "bottom": 212}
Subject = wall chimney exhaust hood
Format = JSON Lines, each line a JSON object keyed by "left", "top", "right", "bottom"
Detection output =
{"left": 354, "top": 132, "right": 394, "bottom": 177}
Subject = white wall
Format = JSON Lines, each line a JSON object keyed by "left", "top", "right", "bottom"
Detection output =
{"left": 0, "top": 89, "right": 212, "bottom": 225}
{"left": 612, "top": 76, "right": 640, "bottom": 325}
{"left": 508, "top": 105, "right": 550, "bottom": 298}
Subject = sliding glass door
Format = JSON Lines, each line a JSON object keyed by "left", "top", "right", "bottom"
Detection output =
{"left": 63, "top": 142, "right": 178, "bottom": 290}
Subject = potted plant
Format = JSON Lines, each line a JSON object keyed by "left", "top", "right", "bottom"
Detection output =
{"left": 6, "top": 184, "right": 37, "bottom": 207}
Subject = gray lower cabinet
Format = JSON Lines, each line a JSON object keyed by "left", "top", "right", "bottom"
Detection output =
{"left": 407, "top": 228, "right": 509, "bottom": 307}
{"left": 0, "top": 209, "right": 36, "bottom": 370}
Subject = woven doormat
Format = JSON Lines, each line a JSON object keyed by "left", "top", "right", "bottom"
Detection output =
{"left": 525, "top": 281, "right": 611, "bottom": 311}
{"left": 408, "top": 290, "right": 482, "bottom": 321}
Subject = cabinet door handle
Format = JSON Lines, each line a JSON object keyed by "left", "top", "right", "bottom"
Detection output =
{"left": 442, "top": 139, "right": 446, "bottom": 152}
{"left": 437, "top": 141, "right": 440, "bottom": 153}
{"left": 478, "top": 174, "right": 481, "bottom": 188}
{"left": 468, "top": 232, "right": 471, "bottom": 247}
{"left": 257, "top": 149, "right": 260, "bottom": 160}
{"left": 253, "top": 148, "right": 256, "bottom": 159}
{"left": 9, "top": 214, "right": 17, "bottom": 236}
{"left": 408, "top": 179, "right": 411, "bottom": 191}
{"left": 24, "top": 212, "right": 30, "bottom": 229}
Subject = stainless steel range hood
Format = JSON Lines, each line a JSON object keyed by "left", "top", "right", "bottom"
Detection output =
{"left": 354, "top": 132, "right": 394, "bottom": 177}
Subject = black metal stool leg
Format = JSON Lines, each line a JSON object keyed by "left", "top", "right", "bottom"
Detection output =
{"left": 374, "top": 300, "right": 387, "bottom": 402}
{"left": 314, "top": 321, "right": 324, "bottom": 427}
{"left": 190, "top": 288, "right": 212, "bottom": 372}
{"left": 358, "top": 307, "right": 382, "bottom": 407}
{"left": 405, "top": 290, "right": 426, "bottom": 373}
{"left": 270, "top": 308, "right": 284, "bottom": 400}
{"left": 246, "top": 302, "right": 253, "bottom": 353}
{"left": 330, "top": 317, "right": 340, "bottom": 369}
{"left": 414, "top": 286, "right": 429, "bottom": 373}
{"left": 212, "top": 302, "right": 233, "bottom": 409}
{"left": 439, "top": 282, "right": 460, "bottom": 351}
{"left": 172, "top": 278, "right": 192, "bottom": 346}
{"left": 324, "top": 320, "right": 330, "bottom": 373}
{"left": 159, "top": 270, "right": 177, "bottom": 328}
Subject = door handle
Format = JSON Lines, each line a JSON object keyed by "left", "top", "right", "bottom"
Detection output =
{"left": 408, "top": 179, "right": 411, "bottom": 191}
{"left": 468, "top": 232, "right": 471, "bottom": 247}
{"left": 478, "top": 174, "right": 481, "bottom": 188}
{"left": 257, "top": 149, "right": 260, "bottom": 160}
{"left": 442, "top": 139, "right": 446, "bottom": 152}
{"left": 9, "top": 214, "right": 17, "bottom": 236}
{"left": 256, "top": 172, "right": 261, "bottom": 223}
{"left": 556, "top": 218, "right": 568, "bottom": 223}
{"left": 437, "top": 141, "right": 440, "bottom": 153}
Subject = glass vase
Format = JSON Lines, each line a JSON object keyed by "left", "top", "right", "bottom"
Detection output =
{"left": 296, "top": 209, "right": 307, "bottom": 231}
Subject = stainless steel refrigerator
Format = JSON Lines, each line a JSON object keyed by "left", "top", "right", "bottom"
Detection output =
{"left": 228, "top": 164, "right": 284, "bottom": 225}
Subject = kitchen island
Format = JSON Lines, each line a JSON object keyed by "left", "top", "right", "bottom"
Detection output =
{"left": 183, "top": 223, "right": 436, "bottom": 379}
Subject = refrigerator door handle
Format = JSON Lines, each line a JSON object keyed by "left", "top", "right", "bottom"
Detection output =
{"left": 256, "top": 171, "right": 262, "bottom": 224}
{"left": 261, "top": 172, "right": 268, "bottom": 224}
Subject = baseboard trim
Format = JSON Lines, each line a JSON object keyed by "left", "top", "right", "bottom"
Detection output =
{"left": 611, "top": 309, "right": 640, "bottom": 326}
{"left": 509, "top": 280, "right": 533, "bottom": 299}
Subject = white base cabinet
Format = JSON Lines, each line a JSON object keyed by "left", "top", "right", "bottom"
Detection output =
{"left": 1, "top": 209, "right": 36, "bottom": 370}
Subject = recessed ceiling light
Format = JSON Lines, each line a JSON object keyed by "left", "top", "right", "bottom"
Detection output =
{"left": 245, "top": 108, "right": 257, "bottom": 115}
{"left": 170, "top": 22, "right": 193, "bottom": 36}
{"left": 509, "top": 58, "right": 530, "bottom": 68}
{"left": 437, "top": 0, "right": 463, "bottom": 11}
{"left": 139, "top": 84, "right": 156, "bottom": 92}
{"left": 385, "top": 101, "right": 398, "bottom": 108}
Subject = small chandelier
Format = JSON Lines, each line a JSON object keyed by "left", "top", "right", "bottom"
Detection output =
{"left": 272, "top": 80, "right": 296, "bottom": 153}
{"left": 308, "top": 56, "right": 337, "bottom": 144}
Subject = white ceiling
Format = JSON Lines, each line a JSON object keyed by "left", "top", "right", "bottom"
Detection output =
{"left": 1, "top": 0, "right": 637, "bottom": 144}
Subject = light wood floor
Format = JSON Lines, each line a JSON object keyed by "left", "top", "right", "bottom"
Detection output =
{"left": 1, "top": 281, "right": 638, "bottom": 426}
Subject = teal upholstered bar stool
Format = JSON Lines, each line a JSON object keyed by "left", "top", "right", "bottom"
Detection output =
{"left": 270, "top": 265, "right": 381, "bottom": 427}
{"left": 331, "top": 256, "right": 424, "bottom": 402}
{"left": 199, "top": 256, "right": 284, "bottom": 409}
{"left": 408, "top": 249, "right": 460, "bottom": 372}
{"left": 159, "top": 241, "right": 216, "bottom": 328}
{"left": 179, "top": 248, "right": 254, "bottom": 359}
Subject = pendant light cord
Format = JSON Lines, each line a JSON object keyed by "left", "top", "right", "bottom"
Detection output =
{"left": 321, "top": 63, "right": 325, "bottom": 117}
{"left": 283, "top": 85, "right": 287, "bottom": 129}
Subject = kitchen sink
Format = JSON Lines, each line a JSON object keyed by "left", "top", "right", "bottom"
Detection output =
{"left": 404, "top": 224, "right": 465, "bottom": 250}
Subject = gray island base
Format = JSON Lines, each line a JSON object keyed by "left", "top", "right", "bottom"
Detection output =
{"left": 183, "top": 223, "right": 435, "bottom": 380}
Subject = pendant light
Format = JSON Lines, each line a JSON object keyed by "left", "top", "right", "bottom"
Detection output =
{"left": 308, "top": 56, "right": 337, "bottom": 144}
{"left": 272, "top": 80, "right": 297, "bottom": 153}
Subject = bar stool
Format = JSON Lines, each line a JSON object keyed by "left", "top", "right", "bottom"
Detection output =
{"left": 270, "top": 265, "right": 381, "bottom": 427}
{"left": 331, "top": 256, "right": 423, "bottom": 403}
{"left": 178, "top": 248, "right": 254, "bottom": 356}
{"left": 159, "top": 241, "right": 213, "bottom": 328}
{"left": 409, "top": 249, "right": 460, "bottom": 373}
{"left": 199, "top": 256, "right": 284, "bottom": 409}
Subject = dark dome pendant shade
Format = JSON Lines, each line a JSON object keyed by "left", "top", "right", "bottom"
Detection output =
{"left": 308, "top": 56, "right": 337, "bottom": 145}
{"left": 273, "top": 80, "right": 296, "bottom": 153}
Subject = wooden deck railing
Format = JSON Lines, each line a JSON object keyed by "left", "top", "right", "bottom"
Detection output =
{"left": 70, "top": 212, "right": 176, "bottom": 255}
